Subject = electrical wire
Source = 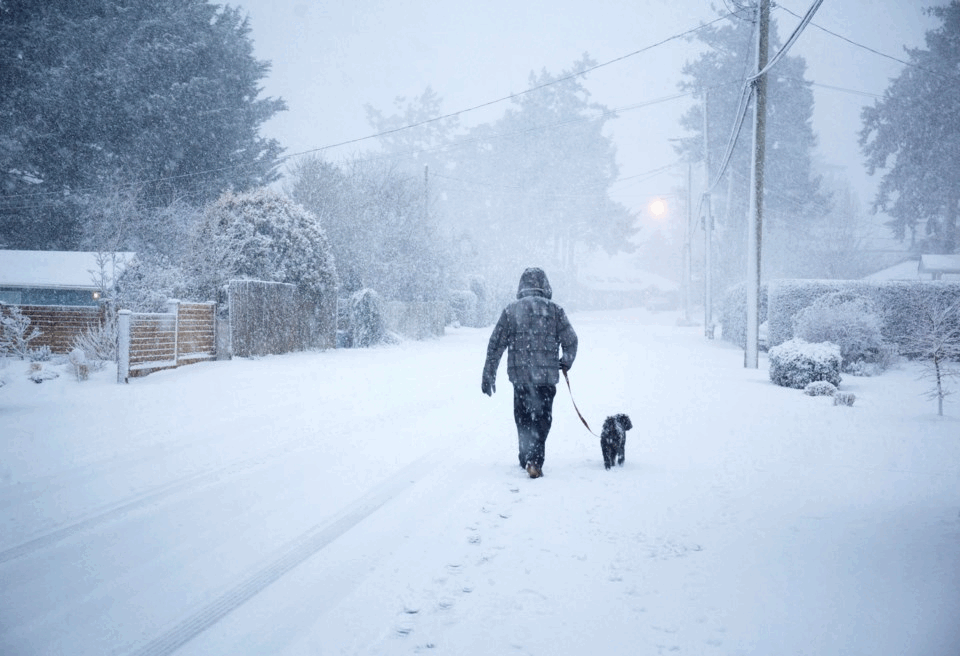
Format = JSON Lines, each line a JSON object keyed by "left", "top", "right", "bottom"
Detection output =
{"left": 774, "top": 3, "right": 951, "bottom": 79}
{"left": 747, "top": 0, "right": 824, "bottom": 82}
{"left": 1, "top": 12, "right": 736, "bottom": 206}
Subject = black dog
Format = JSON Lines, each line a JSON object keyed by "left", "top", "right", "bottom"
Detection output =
{"left": 600, "top": 414, "right": 632, "bottom": 470}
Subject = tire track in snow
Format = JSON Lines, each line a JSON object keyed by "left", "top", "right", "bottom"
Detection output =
{"left": 125, "top": 451, "right": 443, "bottom": 656}
{"left": 0, "top": 399, "right": 453, "bottom": 565}
{"left": 0, "top": 468, "right": 214, "bottom": 566}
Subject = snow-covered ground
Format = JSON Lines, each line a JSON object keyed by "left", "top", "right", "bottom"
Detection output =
{"left": 1, "top": 307, "right": 958, "bottom": 655}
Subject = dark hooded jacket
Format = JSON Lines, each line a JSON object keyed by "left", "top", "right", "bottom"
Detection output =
{"left": 482, "top": 268, "right": 578, "bottom": 386}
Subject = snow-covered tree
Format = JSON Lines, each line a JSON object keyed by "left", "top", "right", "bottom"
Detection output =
{"left": 860, "top": 1, "right": 960, "bottom": 254}
{"left": 0, "top": 305, "right": 41, "bottom": 359}
{"left": 902, "top": 290, "right": 960, "bottom": 416}
{"left": 287, "top": 155, "right": 448, "bottom": 301}
{"left": 677, "top": 12, "right": 829, "bottom": 289}
{"left": 453, "top": 56, "right": 636, "bottom": 280}
{"left": 189, "top": 188, "right": 338, "bottom": 303}
{"left": 0, "top": 0, "right": 285, "bottom": 250}
{"left": 363, "top": 57, "right": 636, "bottom": 295}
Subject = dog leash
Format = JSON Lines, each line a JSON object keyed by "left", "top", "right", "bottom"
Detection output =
{"left": 562, "top": 369, "right": 598, "bottom": 437}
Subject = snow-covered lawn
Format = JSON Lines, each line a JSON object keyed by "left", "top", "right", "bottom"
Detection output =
{"left": 1, "top": 307, "right": 958, "bottom": 655}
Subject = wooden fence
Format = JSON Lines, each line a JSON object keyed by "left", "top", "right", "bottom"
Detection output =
{"left": 117, "top": 301, "right": 216, "bottom": 382}
{"left": 2, "top": 304, "right": 106, "bottom": 353}
{"left": 225, "top": 280, "right": 336, "bottom": 357}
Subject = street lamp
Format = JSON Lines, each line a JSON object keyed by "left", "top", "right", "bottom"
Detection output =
{"left": 649, "top": 198, "right": 667, "bottom": 218}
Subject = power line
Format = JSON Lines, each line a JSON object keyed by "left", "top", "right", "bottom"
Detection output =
{"left": 774, "top": 4, "right": 952, "bottom": 79}
{"left": 748, "top": 0, "right": 824, "bottom": 82}
{"left": 2, "top": 13, "right": 734, "bottom": 206}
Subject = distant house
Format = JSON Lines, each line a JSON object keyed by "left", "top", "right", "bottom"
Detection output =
{"left": 864, "top": 255, "right": 960, "bottom": 282}
{"left": 0, "top": 250, "right": 134, "bottom": 306}
{"left": 576, "top": 250, "right": 680, "bottom": 311}
{"left": 918, "top": 254, "right": 960, "bottom": 280}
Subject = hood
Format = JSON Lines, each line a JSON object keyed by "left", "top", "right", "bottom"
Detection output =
{"left": 516, "top": 267, "right": 552, "bottom": 300}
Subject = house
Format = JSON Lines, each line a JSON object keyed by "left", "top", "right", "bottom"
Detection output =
{"left": 864, "top": 255, "right": 960, "bottom": 282}
{"left": 0, "top": 250, "right": 134, "bottom": 306}
{"left": 918, "top": 254, "right": 960, "bottom": 280}
{"left": 575, "top": 250, "right": 680, "bottom": 311}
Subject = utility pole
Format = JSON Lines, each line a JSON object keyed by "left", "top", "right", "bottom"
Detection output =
{"left": 702, "top": 89, "right": 714, "bottom": 338}
{"left": 683, "top": 160, "right": 693, "bottom": 323}
{"left": 745, "top": 0, "right": 769, "bottom": 369}
{"left": 423, "top": 165, "right": 429, "bottom": 221}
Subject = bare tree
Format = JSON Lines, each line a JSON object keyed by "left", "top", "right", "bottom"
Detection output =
{"left": 903, "top": 291, "right": 960, "bottom": 416}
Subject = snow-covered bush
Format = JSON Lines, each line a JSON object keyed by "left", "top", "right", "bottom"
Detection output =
{"left": 68, "top": 348, "right": 90, "bottom": 381}
{"left": 804, "top": 380, "right": 837, "bottom": 397}
{"left": 27, "top": 345, "right": 52, "bottom": 362}
{"left": 792, "top": 291, "right": 892, "bottom": 374}
{"left": 28, "top": 362, "right": 58, "bottom": 384}
{"left": 833, "top": 391, "right": 856, "bottom": 407}
{"left": 0, "top": 305, "right": 41, "bottom": 359}
{"left": 189, "top": 188, "right": 338, "bottom": 303}
{"left": 116, "top": 255, "right": 188, "bottom": 312}
{"left": 350, "top": 289, "right": 385, "bottom": 348}
{"left": 70, "top": 310, "right": 116, "bottom": 371}
{"left": 768, "top": 338, "right": 842, "bottom": 389}
{"left": 448, "top": 290, "right": 478, "bottom": 328}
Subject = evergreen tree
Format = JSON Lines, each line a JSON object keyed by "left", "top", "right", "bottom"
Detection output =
{"left": 677, "top": 12, "right": 828, "bottom": 289}
{"left": 286, "top": 155, "right": 449, "bottom": 302}
{"left": 364, "top": 57, "right": 636, "bottom": 296}
{"left": 0, "top": 0, "right": 285, "bottom": 250}
{"left": 860, "top": 1, "right": 960, "bottom": 254}
{"left": 188, "top": 188, "right": 337, "bottom": 303}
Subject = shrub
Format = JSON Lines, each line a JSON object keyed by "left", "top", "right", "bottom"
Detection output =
{"left": 833, "top": 392, "right": 856, "bottom": 407}
{"left": 350, "top": 288, "right": 385, "bottom": 348}
{"left": 768, "top": 338, "right": 842, "bottom": 389}
{"left": 0, "top": 305, "right": 41, "bottom": 359}
{"left": 449, "top": 290, "right": 478, "bottom": 327}
{"left": 804, "top": 380, "right": 837, "bottom": 397}
{"left": 27, "top": 346, "right": 52, "bottom": 362}
{"left": 792, "top": 291, "right": 891, "bottom": 374}
{"left": 70, "top": 310, "right": 117, "bottom": 371}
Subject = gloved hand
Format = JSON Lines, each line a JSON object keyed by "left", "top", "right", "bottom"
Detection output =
{"left": 481, "top": 375, "right": 496, "bottom": 396}
{"left": 559, "top": 359, "right": 569, "bottom": 374}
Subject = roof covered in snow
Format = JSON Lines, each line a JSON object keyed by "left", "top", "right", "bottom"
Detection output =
{"left": 577, "top": 250, "right": 679, "bottom": 292}
{"left": 0, "top": 250, "right": 135, "bottom": 290}
{"left": 863, "top": 259, "right": 922, "bottom": 282}
{"left": 918, "top": 254, "right": 960, "bottom": 276}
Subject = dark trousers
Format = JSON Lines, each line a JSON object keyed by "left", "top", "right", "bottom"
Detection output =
{"left": 513, "top": 384, "right": 557, "bottom": 469}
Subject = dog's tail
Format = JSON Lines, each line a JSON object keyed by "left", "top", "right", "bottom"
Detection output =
{"left": 562, "top": 369, "right": 598, "bottom": 437}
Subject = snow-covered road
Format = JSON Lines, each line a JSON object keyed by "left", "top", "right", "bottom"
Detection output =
{"left": 1, "top": 308, "right": 958, "bottom": 655}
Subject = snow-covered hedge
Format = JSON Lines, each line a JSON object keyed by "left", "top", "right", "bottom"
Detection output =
{"left": 767, "top": 279, "right": 960, "bottom": 353}
{"left": 718, "top": 282, "right": 768, "bottom": 348}
{"left": 768, "top": 338, "right": 842, "bottom": 389}
{"left": 792, "top": 291, "right": 894, "bottom": 374}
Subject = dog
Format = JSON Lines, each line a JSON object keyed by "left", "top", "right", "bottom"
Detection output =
{"left": 600, "top": 414, "right": 632, "bottom": 470}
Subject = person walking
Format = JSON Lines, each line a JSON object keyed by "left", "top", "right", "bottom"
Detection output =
{"left": 481, "top": 267, "right": 578, "bottom": 478}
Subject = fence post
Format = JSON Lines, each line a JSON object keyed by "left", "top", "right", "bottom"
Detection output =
{"left": 167, "top": 299, "right": 181, "bottom": 365}
{"left": 117, "top": 309, "right": 131, "bottom": 383}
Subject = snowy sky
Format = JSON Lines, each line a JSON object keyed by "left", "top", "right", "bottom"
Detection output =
{"left": 235, "top": 0, "right": 936, "bottom": 249}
